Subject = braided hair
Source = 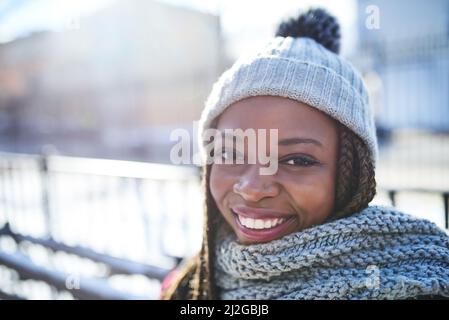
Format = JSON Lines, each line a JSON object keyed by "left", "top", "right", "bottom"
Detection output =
{"left": 162, "top": 8, "right": 377, "bottom": 300}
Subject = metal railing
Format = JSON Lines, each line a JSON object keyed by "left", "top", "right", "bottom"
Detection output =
{"left": 0, "top": 152, "right": 202, "bottom": 299}
{"left": 382, "top": 188, "right": 449, "bottom": 229}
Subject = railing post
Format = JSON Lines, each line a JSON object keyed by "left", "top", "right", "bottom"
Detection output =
{"left": 388, "top": 190, "right": 397, "bottom": 207}
{"left": 443, "top": 192, "right": 449, "bottom": 230}
{"left": 39, "top": 155, "right": 52, "bottom": 238}
{"left": 0, "top": 159, "right": 9, "bottom": 225}
{"left": 134, "top": 178, "right": 151, "bottom": 261}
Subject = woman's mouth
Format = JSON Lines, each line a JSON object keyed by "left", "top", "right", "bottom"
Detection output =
{"left": 231, "top": 205, "right": 298, "bottom": 243}
{"left": 237, "top": 215, "right": 287, "bottom": 229}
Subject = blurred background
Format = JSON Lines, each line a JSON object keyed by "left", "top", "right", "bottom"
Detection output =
{"left": 0, "top": 0, "right": 448, "bottom": 299}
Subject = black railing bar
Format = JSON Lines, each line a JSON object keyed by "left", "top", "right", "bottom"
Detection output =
{"left": 0, "top": 289, "right": 25, "bottom": 300}
{"left": 379, "top": 187, "right": 449, "bottom": 195}
{"left": 0, "top": 251, "right": 146, "bottom": 300}
{"left": 0, "top": 224, "right": 171, "bottom": 281}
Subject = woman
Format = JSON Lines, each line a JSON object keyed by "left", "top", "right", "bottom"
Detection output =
{"left": 161, "top": 8, "right": 449, "bottom": 300}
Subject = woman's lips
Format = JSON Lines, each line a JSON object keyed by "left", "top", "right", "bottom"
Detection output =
{"left": 231, "top": 205, "right": 295, "bottom": 219}
{"left": 230, "top": 205, "right": 297, "bottom": 243}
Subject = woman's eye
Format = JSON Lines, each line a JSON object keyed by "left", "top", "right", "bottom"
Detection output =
{"left": 282, "top": 156, "right": 318, "bottom": 167}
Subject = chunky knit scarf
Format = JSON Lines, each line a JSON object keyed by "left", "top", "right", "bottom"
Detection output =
{"left": 214, "top": 206, "right": 449, "bottom": 300}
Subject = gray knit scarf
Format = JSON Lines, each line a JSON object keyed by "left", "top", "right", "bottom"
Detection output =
{"left": 214, "top": 206, "right": 449, "bottom": 299}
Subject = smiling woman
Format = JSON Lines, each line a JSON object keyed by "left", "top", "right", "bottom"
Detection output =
{"left": 210, "top": 96, "right": 339, "bottom": 244}
{"left": 161, "top": 8, "right": 449, "bottom": 300}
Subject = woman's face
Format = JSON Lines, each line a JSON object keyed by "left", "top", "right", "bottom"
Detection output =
{"left": 210, "top": 96, "right": 339, "bottom": 244}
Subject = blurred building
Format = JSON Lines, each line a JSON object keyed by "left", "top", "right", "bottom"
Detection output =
{"left": 0, "top": 0, "right": 224, "bottom": 162}
{"left": 355, "top": 0, "right": 449, "bottom": 132}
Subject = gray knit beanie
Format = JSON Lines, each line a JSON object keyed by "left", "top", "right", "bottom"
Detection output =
{"left": 198, "top": 9, "right": 378, "bottom": 167}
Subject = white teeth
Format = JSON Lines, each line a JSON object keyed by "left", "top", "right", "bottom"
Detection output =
{"left": 238, "top": 215, "right": 287, "bottom": 230}
{"left": 255, "top": 220, "right": 264, "bottom": 229}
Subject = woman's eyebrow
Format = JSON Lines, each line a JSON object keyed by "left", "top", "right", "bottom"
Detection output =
{"left": 218, "top": 133, "right": 323, "bottom": 148}
{"left": 278, "top": 137, "right": 323, "bottom": 148}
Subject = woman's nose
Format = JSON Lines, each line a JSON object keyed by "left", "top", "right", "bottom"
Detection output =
{"left": 233, "top": 165, "right": 279, "bottom": 202}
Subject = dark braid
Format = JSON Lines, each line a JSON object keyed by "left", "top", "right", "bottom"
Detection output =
{"left": 192, "top": 164, "right": 220, "bottom": 299}
{"left": 334, "top": 126, "right": 356, "bottom": 209}
{"left": 334, "top": 125, "right": 377, "bottom": 218}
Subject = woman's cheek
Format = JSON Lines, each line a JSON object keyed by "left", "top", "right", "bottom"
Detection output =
{"left": 284, "top": 172, "right": 335, "bottom": 225}
{"left": 210, "top": 165, "right": 234, "bottom": 208}
{"left": 209, "top": 165, "right": 222, "bottom": 203}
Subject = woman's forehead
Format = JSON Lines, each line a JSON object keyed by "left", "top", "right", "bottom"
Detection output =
{"left": 215, "top": 96, "right": 337, "bottom": 137}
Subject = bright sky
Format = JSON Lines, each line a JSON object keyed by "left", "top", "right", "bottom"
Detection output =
{"left": 0, "top": 0, "right": 115, "bottom": 43}
{"left": 161, "top": 0, "right": 358, "bottom": 57}
{"left": 0, "top": 0, "right": 358, "bottom": 56}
